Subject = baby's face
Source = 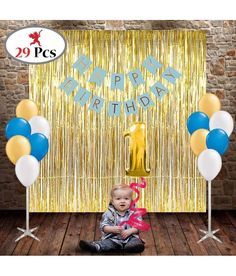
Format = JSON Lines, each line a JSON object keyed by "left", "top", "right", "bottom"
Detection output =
{"left": 112, "top": 189, "right": 132, "bottom": 213}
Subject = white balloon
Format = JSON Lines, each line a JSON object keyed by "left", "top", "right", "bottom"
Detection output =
{"left": 210, "top": 110, "right": 234, "bottom": 136}
{"left": 29, "top": 116, "right": 50, "bottom": 138}
{"left": 15, "top": 155, "right": 40, "bottom": 187}
{"left": 197, "top": 149, "right": 222, "bottom": 181}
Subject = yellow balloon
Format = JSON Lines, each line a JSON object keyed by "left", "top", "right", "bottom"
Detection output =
{"left": 190, "top": 129, "right": 209, "bottom": 156}
{"left": 16, "top": 99, "right": 38, "bottom": 120}
{"left": 199, "top": 93, "right": 221, "bottom": 117}
{"left": 124, "top": 122, "right": 150, "bottom": 176}
{"left": 6, "top": 135, "right": 31, "bottom": 165}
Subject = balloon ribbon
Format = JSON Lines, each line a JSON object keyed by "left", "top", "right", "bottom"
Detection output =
{"left": 119, "top": 177, "right": 150, "bottom": 231}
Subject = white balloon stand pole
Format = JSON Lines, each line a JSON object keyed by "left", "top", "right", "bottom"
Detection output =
{"left": 198, "top": 181, "right": 222, "bottom": 243}
{"left": 15, "top": 186, "right": 40, "bottom": 242}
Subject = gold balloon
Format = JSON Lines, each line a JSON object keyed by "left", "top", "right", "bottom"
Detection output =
{"left": 124, "top": 122, "right": 150, "bottom": 176}
{"left": 6, "top": 135, "right": 31, "bottom": 165}
{"left": 199, "top": 93, "right": 221, "bottom": 117}
{"left": 190, "top": 129, "right": 209, "bottom": 156}
{"left": 16, "top": 99, "right": 38, "bottom": 120}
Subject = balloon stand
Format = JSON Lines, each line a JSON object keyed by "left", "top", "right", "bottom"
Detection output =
{"left": 15, "top": 187, "right": 40, "bottom": 242}
{"left": 197, "top": 181, "right": 222, "bottom": 244}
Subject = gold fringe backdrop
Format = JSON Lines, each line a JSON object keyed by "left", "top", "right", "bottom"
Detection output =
{"left": 29, "top": 30, "right": 206, "bottom": 212}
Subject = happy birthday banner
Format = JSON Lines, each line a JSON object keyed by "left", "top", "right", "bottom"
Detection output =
{"left": 59, "top": 55, "right": 181, "bottom": 116}
{"left": 29, "top": 30, "right": 206, "bottom": 212}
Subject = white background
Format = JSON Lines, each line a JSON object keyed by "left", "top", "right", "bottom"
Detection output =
{"left": 0, "top": 0, "right": 235, "bottom": 275}
{"left": 6, "top": 27, "right": 66, "bottom": 63}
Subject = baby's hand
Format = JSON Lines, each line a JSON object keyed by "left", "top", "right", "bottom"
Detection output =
{"left": 113, "top": 226, "right": 123, "bottom": 234}
{"left": 120, "top": 229, "right": 133, "bottom": 239}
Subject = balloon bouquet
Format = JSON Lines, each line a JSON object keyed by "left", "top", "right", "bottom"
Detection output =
{"left": 187, "top": 93, "right": 234, "bottom": 243}
{"left": 5, "top": 99, "right": 50, "bottom": 242}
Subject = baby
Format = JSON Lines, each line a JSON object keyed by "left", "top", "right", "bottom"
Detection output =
{"left": 79, "top": 184, "right": 145, "bottom": 253}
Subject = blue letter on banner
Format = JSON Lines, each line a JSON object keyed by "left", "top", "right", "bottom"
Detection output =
{"left": 89, "top": 67, "right": 106, "bottom": 87}
{"left": 138, "top": 93, "right": 154, "bottom": 110}
{"left": 111, "top": 73, "right": 124, "bottom": 91}
{"left": 89, "top": 95, "right": 104, "bottom": 113}
{"left": 162, "top": 67, "right": 182, "bottom": 84}
{"left": 72, "top": 55, "right": 92, "bottom": 75}
{"left": 74, "top": 88, "right": 92, "bottom": 106}
{"left": 142, "top": 55, "right": 162, "bottom": 75}
{"left": 124, "top": 99, "right": 138, "bottom": 116}
{"left": 59, "top": 76, "right": 78, "bottom": 95}
{"left": 128, "top": 69, "right": 145, "bottom": 87}
{"left": 150, "top": 81, "right": 168, "bottom": 101}
{"left": 108, "top": 101, "right": 121, "bottom": 116}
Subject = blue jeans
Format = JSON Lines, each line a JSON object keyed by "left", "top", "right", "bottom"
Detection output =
{"left": 95, "top": 236, "right": 144, "bottom": 252}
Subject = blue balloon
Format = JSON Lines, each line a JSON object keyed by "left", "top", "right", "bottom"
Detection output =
{"left": 206, "top": 129, "right": 229, "bottom": 155}
{"left": 187, "top": 112, "right": 209, "bottom": 134}
{"left": 5, "top": 117, "right": 31, "bottom": 140}
{"left": 29, "top": 133, "right": 49, "bottom": 161}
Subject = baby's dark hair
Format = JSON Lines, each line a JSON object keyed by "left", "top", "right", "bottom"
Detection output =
{"left": 110, "top": 184, "right": 133, "bottom": 199}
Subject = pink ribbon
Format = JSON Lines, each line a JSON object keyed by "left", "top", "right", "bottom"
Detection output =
{"left": 119, "top": 177, "right": 150, "bottom": 231}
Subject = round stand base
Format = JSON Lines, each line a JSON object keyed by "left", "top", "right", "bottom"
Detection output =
{"left": 15, "top": 226, "right": 40, "bottom": 242}
{"left": 197, "top": 228, "right": 222, "bottom": 243}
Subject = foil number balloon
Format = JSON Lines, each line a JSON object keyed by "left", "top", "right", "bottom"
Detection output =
{"left": 124, "top": 122, "right": 150, "bottom": 177}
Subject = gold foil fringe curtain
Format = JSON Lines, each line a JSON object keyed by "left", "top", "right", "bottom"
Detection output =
{"left": 29, "top": 30, "right": 206, "bottom": 212}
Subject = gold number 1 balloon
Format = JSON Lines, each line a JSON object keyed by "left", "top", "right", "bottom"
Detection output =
{"left": 124, "top": 122, "right": 150, "bottom": 176}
